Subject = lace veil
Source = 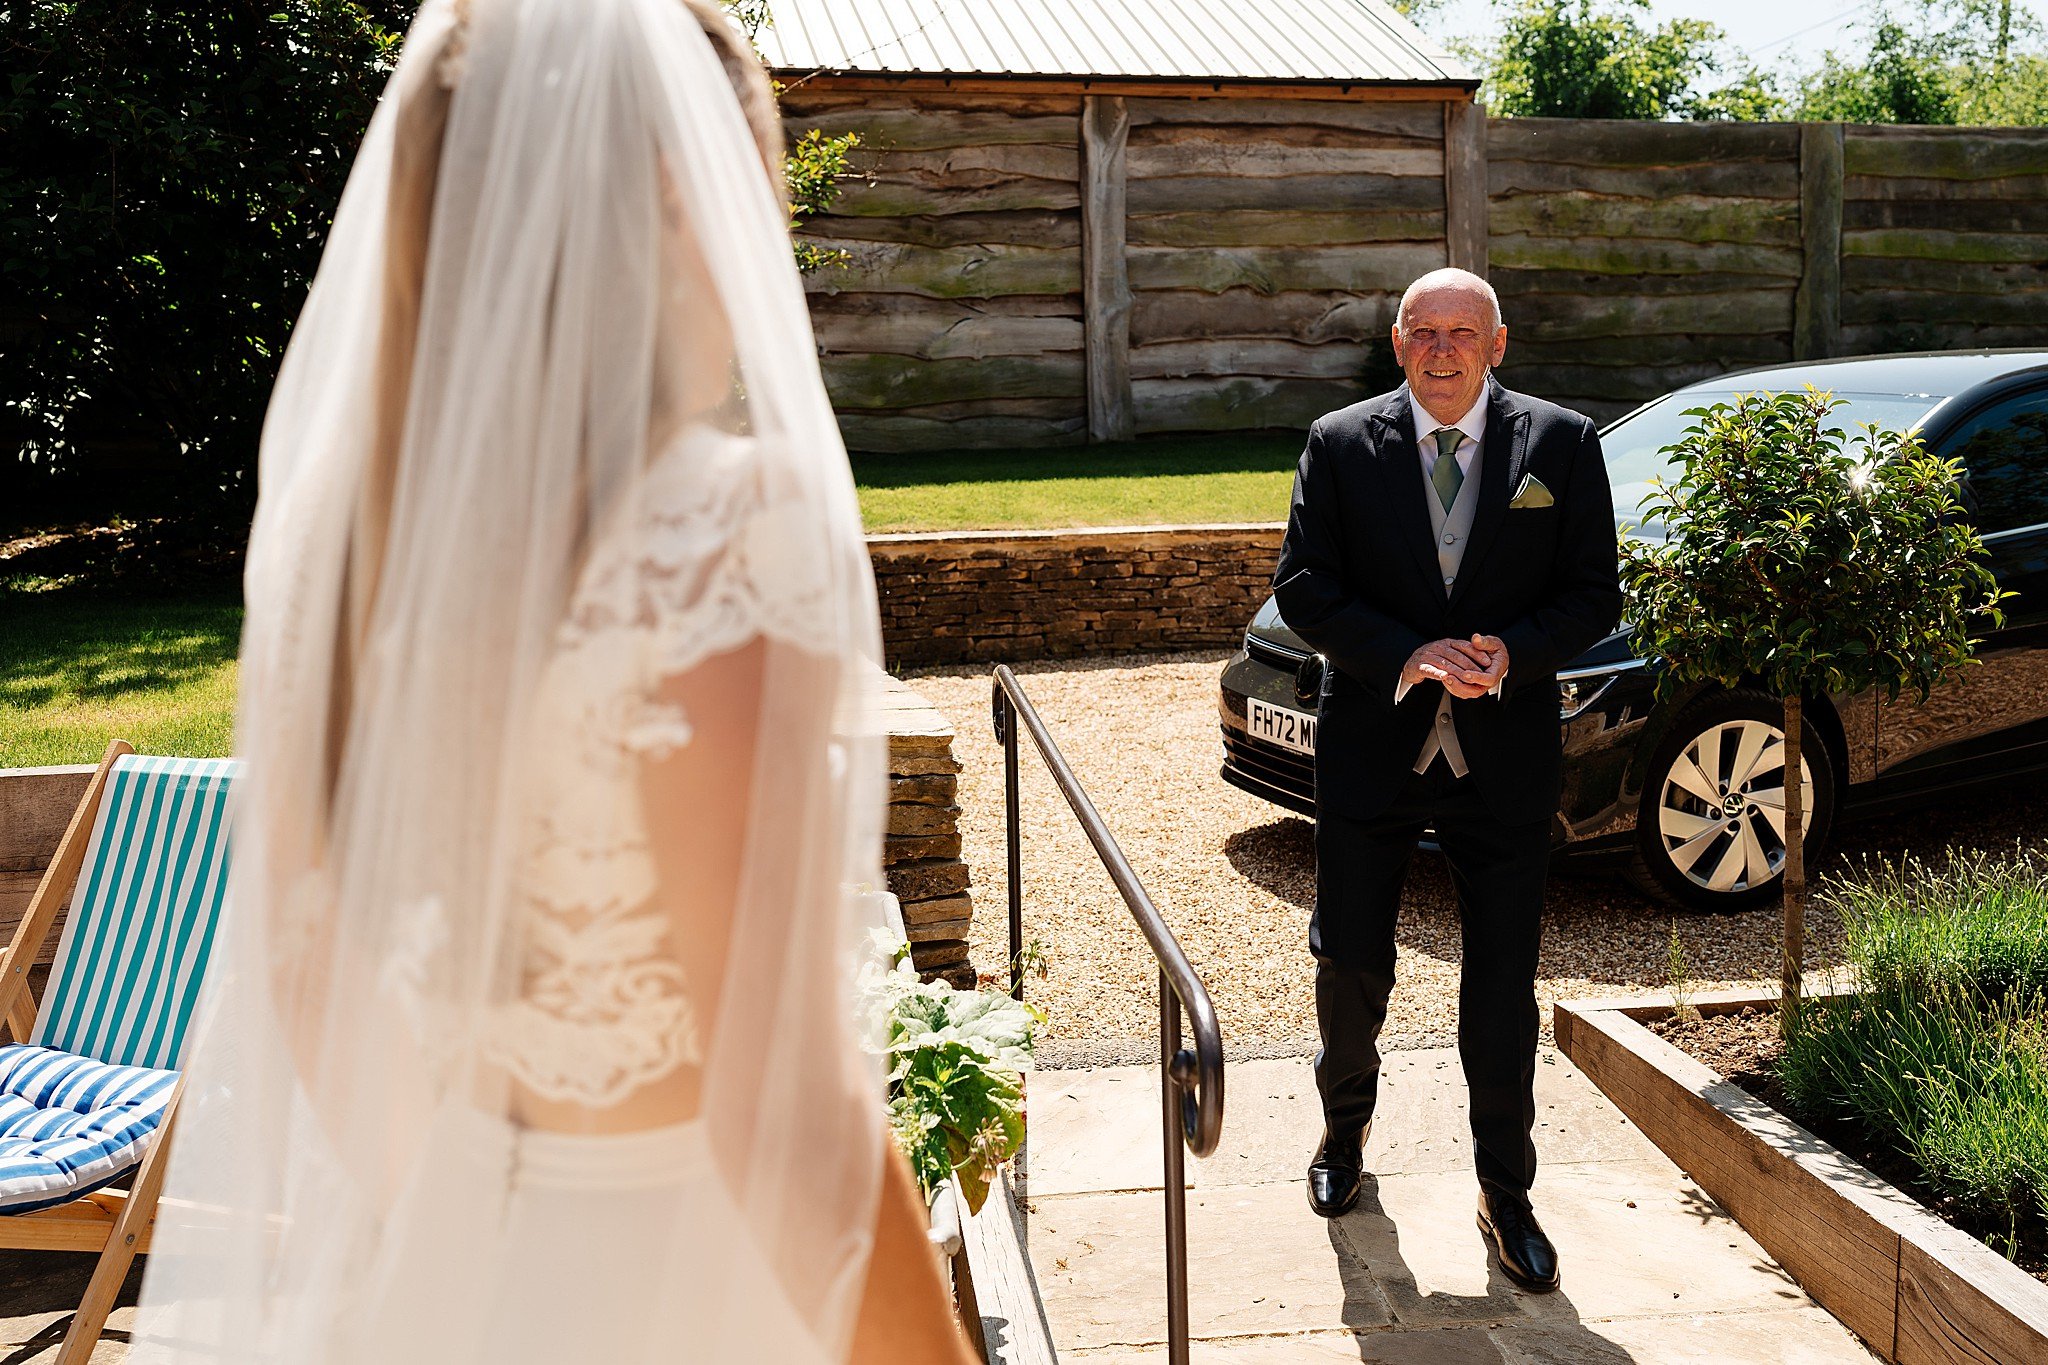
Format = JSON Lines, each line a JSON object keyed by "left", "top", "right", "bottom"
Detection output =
{"left": 131, "top": 0, "right": 891, "bottom": 1358}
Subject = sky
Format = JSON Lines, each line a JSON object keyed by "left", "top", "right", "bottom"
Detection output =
{"left": 1421, "top": 1, "right": 1923, "bottom": 75}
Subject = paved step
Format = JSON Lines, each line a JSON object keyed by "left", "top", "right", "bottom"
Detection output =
{"left": 1025, "top": 1048, "right": 1877, "bottom": 1364}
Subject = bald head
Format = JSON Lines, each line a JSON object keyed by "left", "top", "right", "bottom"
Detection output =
{"left": 1393, "top": 268, "right": 1507, "bottom": 426}
{"left": 1398, "top": 268, "right": 1501, "bottom": 334}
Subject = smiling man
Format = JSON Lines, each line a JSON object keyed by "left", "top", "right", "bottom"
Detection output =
{"left": 1271, "top": 268, "right": 1622, "bottom": 1291}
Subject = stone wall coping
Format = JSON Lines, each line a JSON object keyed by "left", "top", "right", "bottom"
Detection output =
{"left": 0, "top": 765, "right": 95, "bottom": 781}
{"left": 866, "top": 522, "right": 1286, "bottom": 554}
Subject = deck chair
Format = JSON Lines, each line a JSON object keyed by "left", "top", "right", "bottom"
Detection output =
{"left": 0, "top": 740, "right": 236, "bottom": 1363}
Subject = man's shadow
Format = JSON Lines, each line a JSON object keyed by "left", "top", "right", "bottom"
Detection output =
{"left": 1328, "top": 1174, "right": 1640, "bottom": 1363}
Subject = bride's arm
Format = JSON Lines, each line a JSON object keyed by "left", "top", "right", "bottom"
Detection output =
{"left": 855, "top": 1135, "right": 980, "bottom": 1365}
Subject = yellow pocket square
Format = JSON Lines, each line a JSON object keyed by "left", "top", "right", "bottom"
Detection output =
{"left": 1508, "top": 473, "right": 1554, "bottom": 509}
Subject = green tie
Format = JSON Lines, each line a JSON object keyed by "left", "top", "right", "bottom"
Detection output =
{"left": 1430, "top": 427, "right": 1465, "bottom": 512}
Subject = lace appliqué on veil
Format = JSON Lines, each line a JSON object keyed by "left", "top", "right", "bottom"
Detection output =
{"left": 488, "top": 431, "right": 842, "bottom": 1106}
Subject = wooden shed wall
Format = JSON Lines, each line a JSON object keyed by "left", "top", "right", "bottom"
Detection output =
{"left": 1122, "top": 98, "right": 1446, "bottom": 435}
{"left": 1484, "top": 118, "right": 1804, "bottom": 424}
{"left": 1840, "top": 126, "right": 2048, "bottom": 355}
{"left": 784, "top": 90, "right": 1088, "bottom": 451}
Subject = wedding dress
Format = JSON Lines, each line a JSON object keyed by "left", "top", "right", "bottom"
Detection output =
{"left": 130, "top": 0, "right": 893, "bottom": 1360}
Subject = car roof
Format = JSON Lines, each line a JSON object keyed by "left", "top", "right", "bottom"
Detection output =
{"left": 1672, "top": 349, "right": 2048, "bottom": 400}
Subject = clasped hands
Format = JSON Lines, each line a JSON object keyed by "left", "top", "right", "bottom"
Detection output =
{"left": 1402, "top": 635, "right": 1507, "bottom": 699}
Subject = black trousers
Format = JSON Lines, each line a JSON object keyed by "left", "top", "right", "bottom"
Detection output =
{"left": 1310, "top": 758, "right": 1552, "bottom": 1203}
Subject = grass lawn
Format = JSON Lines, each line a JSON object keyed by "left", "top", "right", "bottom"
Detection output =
{"left": 0, "top": 590, "right": 241, "bottom": 768}
{"left": 0, "top": 433, "right": 1305, "bottom": 766}
{"left": 851, "top": 432, "right": 1302, "bottom": 533}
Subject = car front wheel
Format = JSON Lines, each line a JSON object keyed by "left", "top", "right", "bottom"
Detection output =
{"left": 1629, "top": 689, "right": 1835, "bottom": 914}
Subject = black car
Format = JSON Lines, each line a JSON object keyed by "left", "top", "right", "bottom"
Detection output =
{"left": 1220, "top": 351, "right": 2048, "bottom": 912}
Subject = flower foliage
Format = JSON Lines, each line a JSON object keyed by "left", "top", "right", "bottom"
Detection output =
{"left": 861, "top": 931, "right": 1041, "bottom": 1214}
{"left": 784, "top": 127, "right": 859, "bottom": 274}
{"left": 1618, "top": 389, "right": 2005, "bottom": 706}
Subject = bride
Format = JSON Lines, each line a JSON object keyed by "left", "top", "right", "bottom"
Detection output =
{"left": 131, "top": 0, "right": 973, "bottom": 1361}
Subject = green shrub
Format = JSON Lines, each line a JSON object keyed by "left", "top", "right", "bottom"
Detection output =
{"left": 3, "top": 2, "right": 407, "bottom": 520}
{"left": 1827, "top": 848, "right": 2048, "bottom": 1005}
{"left": 1783, "top": 849, "right": 2048, "bottom": 1257}
{"left": 860, "top": 930, "right": 1041, "bottom": 1214}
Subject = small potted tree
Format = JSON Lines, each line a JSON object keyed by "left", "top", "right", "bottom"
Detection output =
{"left": 1619, "top": 388, "right": 2003, "bottom": 1025}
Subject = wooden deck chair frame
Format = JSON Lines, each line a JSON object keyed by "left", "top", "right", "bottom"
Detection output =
{"left": 0, "top": 740, "right": 187, "bottom": 1364}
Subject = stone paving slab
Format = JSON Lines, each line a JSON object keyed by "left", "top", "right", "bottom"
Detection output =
{"left": 1027, "top": 1048, "right": 1877, "bottom": 1364}
{"left": 1068, "top": 1305, "right": 1869, "bottom": 1363}
{"left": 0, "top": 1248, "right": 139, "bottom": 1362}
{"left": 1028, "top": 1051, "right": 1663, "bottom": 1198}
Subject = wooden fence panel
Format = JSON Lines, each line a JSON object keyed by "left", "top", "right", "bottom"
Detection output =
{"left": 787, "top": 91, "right": 1087, "bottom": 451}
{"left": 1841, "top": 125, "right": 2048, "bottom": 355}
{"left": 1486, "top": 117, "right": 1802, "bottom": 423}
{"left": 786, "top": 95, "right": 2048, "bottom": 451}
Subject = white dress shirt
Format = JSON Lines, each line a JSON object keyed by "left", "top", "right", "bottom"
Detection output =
{"left": 1393, "top": 390, "right": 1506, "bottom": 703}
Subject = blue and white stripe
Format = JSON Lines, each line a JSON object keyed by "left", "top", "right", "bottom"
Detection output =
{"left": 33, "top": 755, "right": 238, "bottom": 1072}
{"left": 0, "top": 1045, "right": 178, "bottom": 1214}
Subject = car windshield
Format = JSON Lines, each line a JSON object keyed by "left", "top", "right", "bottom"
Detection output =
{"left": 1604, "top": 389, "right": 1946, "bottom": 538}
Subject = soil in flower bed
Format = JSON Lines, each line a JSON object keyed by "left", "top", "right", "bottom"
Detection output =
{"left": 1650, "top": 1005, "right": 2048, "bottom": 1284}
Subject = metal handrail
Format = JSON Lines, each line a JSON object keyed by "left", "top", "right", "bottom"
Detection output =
{"left": 990, "top": 664, "right": 1225, "bottom": 1365}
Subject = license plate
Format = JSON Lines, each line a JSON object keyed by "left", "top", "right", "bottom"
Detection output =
{"left": 1246, "top": 695, "right": 1316, "bottom": 756}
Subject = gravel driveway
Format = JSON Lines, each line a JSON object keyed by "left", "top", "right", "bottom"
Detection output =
{"left": 908, "top": 651, "right": 2048, "bottom": 1065}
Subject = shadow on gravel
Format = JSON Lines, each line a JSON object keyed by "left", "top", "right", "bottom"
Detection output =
{"left": 1222, "top": 817, "right": 1316, "bottom": 908}
{"left": 1221, "top": 775, "right": 2048, "bottom": 999}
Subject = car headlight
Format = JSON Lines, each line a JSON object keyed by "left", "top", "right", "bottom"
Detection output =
{"left": 1558, "top": 659, "right": 1648, "bottom": 720}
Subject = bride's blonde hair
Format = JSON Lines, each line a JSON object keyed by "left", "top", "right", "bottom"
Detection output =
{"left": 681, "top": 0, "right": 787, "bottom": 201}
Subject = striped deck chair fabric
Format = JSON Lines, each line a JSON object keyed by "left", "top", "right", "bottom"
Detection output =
{"left": 0, "top": 1048, "right": 178, "bottom": 1214}
{"left": 32, "top": 755, "right": 237, "bottom": 1070}
{"left": 0, "top": 755, "right": 237, "bottom": 1214}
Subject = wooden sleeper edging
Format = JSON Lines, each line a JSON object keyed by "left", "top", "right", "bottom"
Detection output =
{"left": 1554, "top": 987, "right": 2048, "bottom": 1365}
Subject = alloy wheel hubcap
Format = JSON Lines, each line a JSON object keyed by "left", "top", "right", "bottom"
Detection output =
{"left": 1657, "top": 718, "right": 1815, "bottom": 894}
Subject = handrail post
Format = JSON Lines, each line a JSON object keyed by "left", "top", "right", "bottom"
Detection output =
{"left": 1161, "top": 970, "right": 1190, "bottom": 1365}
{"left": 1002, "top": 691, "right": 1024, "bottom": 1002}
{"left": 989, "top": 664, "right": 1223, "bottom": 1364}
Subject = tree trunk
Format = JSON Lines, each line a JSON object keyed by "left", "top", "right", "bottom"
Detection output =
{"left": 1780, "top": 693, "right": 1805, "bottom": 1034}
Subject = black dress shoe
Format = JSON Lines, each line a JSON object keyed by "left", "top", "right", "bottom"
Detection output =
{"left": 1306, "top": 1122, "right": 1371, "bottom": 1219}
{"left": 1477, "top": 1187, "right": 1560, "bottom": 1292}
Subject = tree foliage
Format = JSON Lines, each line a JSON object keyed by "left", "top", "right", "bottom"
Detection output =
{"left": 1798, "top": 1, "right": 2048, "bottom": 125}
{"left": 721, "top": 1, "right": 859, "bottom": 270}
{"left": 3, "top": 0, "right": 855, "bottom": 529}
{"left": 1479, "top": 0, "right": 1779, "bottom": 120}
{"left": 1620, "top": 391, "right": 1999, "bottom": 706}
{"left": 1618, "top": 389, "right": 2005, "bottom": 1014}
{"left": 2, "top": 1, "right": 408, "bottom": 521}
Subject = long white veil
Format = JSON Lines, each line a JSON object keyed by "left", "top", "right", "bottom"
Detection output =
{"left": 132, "top": 0, "right": 891, "bottom": 1359}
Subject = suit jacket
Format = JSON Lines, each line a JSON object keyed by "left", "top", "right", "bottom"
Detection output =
{"left": 1272, "top": 379, "right": 1623, "bottom": 825}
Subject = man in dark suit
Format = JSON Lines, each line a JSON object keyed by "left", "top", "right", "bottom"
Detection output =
{"left": 1272, "top": 268, "right": 1622, "bottom": 1292}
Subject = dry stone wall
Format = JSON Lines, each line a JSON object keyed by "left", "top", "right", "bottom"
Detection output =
{"left": 868, "top": 524, "right": 1284, "bottom": 668}
{"left": 867, "top": 673, "right": 979, "bottom": 988}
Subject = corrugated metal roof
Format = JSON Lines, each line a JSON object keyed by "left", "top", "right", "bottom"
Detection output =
{"left": 758, "top": 0, "right": 1475, "bottom": 85}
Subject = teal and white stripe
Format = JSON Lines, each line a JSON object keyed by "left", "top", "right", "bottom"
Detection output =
{"left": 32, "top": 755, "right": 239, "bottom": 1071}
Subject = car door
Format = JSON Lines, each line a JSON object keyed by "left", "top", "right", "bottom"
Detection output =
{"left": 1874, "top": 384, "right": 2048, "bottom": 783}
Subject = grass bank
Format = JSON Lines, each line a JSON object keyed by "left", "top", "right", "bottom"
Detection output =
{"left": 0, "top": 590, "right": 241, "bottom": 768}
{"left": 851, "top": 433, "right": 1300, "bottom": 533}
{"left": 0, "top": 434, "right": 1307, "bottom": 765}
